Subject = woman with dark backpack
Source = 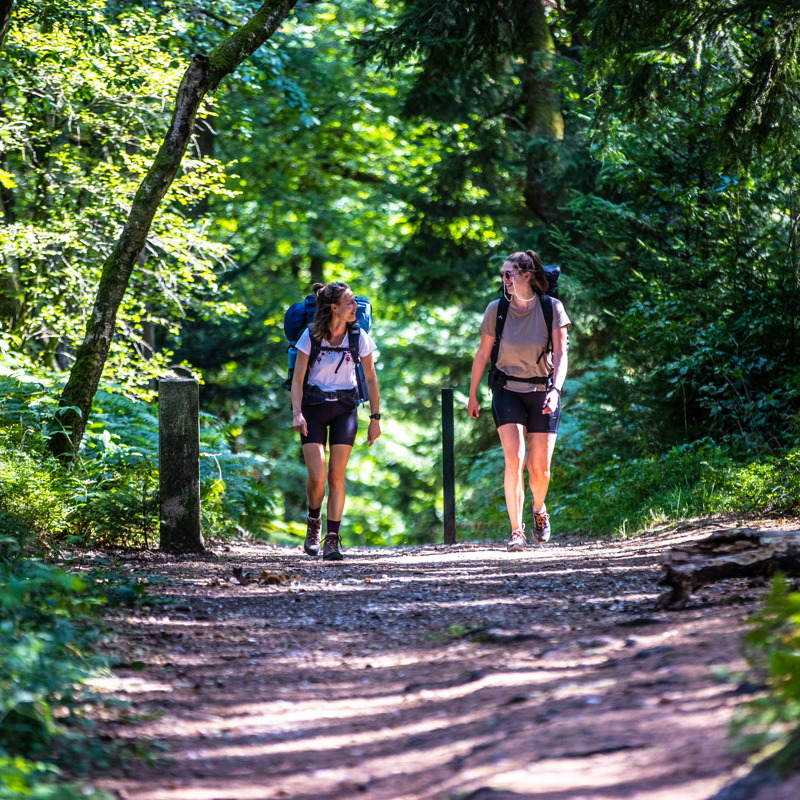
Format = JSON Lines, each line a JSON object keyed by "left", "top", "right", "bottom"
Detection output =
{"left": 291, "top": 282, "right": 381, "bottom": 561}
{"left": 467, "top": 251, "right": 570, "bottom": 550}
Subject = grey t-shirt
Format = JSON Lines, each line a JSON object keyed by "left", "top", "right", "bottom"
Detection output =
{"left": 480, "top": 297, "right": 571, "bottom": 392}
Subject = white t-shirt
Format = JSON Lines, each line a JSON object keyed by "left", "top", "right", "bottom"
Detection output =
{"left": 296, "top": 327, "right": 377, "bottom": 396}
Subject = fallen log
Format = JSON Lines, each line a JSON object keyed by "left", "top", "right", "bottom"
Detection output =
{"left": 654, "top": 528, "right": 800, "bottom": 611}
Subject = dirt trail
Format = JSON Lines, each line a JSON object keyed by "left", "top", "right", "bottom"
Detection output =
{"left": 92, "top": 520, "right": 800, "bottom": 800}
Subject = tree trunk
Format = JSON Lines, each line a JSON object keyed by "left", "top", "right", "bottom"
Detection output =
{"left": 519, "top": 0, "right": 564, "bottom": 223}
{"left": 0, "top": 0, "right": 13, "bottom": 53}
{"left": 48, "top": 0, "right": 298, "bottom": 462}
{"left": 655, "top": 528, "right": 800, "bottom": 611}
{"left": 309, "top": 247, "right": 325, "bottom": 286}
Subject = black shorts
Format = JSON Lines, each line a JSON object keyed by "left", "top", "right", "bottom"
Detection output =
{"left": 300, "top": 401, "right": 358, "bottom": 447}
{"left": 491, "top": 386, "right": 561, "bottom": 434}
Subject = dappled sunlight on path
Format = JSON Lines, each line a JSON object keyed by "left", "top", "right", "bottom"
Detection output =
{"left": 91, "top": 520, "right": 793, "bottom": 800}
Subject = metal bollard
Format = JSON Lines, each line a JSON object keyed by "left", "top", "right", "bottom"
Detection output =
{"left": 442, "top": 387, "right": 457, "bottom": 544}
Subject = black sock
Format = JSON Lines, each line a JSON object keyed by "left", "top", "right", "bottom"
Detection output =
{"left": 326, "top": 519, "right": 341, "bottom": 536}
{"left": 308, "top": 506, "right": 321, "bottom": 520}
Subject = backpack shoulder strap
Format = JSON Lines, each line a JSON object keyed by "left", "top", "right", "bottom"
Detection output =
{"left": 303, "top": 336, "right": 322, "bottom": 387}
{"left": 347, "top": 327, "right": 361, "bottom": 364}
{"left": 348, "top": 327, "right": 367, "bottom": 402}
{"left": 490, "top": 296, "right": 510, "bottom": 369}
{"left": 537, "top": 294, "right": 554, "bottom": 365}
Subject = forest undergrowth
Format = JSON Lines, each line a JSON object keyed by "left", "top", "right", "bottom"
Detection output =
{"left": 4, "top": 0, "right": 800, "bottom": 795}
{"left": 4, "top": 358, "right": 800, "bottom": 796}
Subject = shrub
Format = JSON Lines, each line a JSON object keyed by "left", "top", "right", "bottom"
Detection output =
{"left": 0, "top": 442, "right": 73, "bottom": 552}
{"left": 0, "top": 359, "right": 271, "bottom": 548}
{"left": 460, "top": 439, "right": 800, "bottom": 537}
{"left": 732, "top": 576, "right": 800, "bottom": 763}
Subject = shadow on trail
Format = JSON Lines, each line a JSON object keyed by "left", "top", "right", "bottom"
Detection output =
{"left": 103, "top": 535, "right": 763, "bottom": 799}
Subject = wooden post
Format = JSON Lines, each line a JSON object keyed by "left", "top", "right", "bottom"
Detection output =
{"left": 159, "top": 378, "right": 204, "bottom": 554}
{"left": 442, "top": 388, "right": 457, "bottom": 544}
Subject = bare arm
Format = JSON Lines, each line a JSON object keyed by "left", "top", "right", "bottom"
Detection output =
{"left": 361, "top": 352, "right": 381, "bottom": 446}
{"left": 542, "top": 325, "right": 568, "bottom": 414}
{"left": 468, "top": 331, "right": 495, "bottom": 419}
{"left": 291, "top": 349, "right": 309, "bottom": 435}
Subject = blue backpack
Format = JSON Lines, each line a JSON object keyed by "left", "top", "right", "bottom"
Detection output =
{"left": 280, "top": 295, "right": 372, "bottom": 403}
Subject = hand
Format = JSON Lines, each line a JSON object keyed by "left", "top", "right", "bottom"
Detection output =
{"left": 542, "top": 389, "right": 559, "bottom": 414}
{"left": 367, "top": 418, "right": 381, "bottom": 446}
{"left": 468, "top": 396, "right": 480, "bottom": 419}
{"left": 292, "top": 411, "right": 308, "bottom": 436}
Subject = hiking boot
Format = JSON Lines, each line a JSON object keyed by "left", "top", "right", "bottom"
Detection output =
{"left": 322, "top": 531, "right": 344, "bottom": 561}
{"left": 304, "top": 515, "right": 322, "bottom": 556}
{"left": 507, "top": 525, "right": 526, "bottom": 552}
{"left": 532, "top": 506, "right": 551, "bottom": 544}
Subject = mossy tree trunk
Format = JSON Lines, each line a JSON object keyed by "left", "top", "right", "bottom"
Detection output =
{"left": 0, "top": 0, "right": 13, "bottom": 53}
{"left": 48, "top": 0, "right": 298, "bottom": 462}
{"left": 520, "top": 0, "right": 564, "bottom": 223}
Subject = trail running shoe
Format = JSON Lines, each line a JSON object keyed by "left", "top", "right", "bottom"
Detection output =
{"left": 507, "top": 525, "right": 526, "bottom": 552}
{"left": 304, "top": 515, "right": 322, "bottom": 556}
{"left": 532, "top": 507, "right": 551, "bottom": 544}
{"left": 322, "top": 531, "right": 344, "bottom": 561}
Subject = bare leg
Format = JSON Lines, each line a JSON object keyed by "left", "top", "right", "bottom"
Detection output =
{"left": 326, "top": 444, "right": 353, "bottom": 521}
{"left": 302, "top": 443, "right": 327, "bottom": 510}
{"left": 526, "top": 432, "right": 557, "bottom": 511}
{"left": 498, "top": 423, "right": 527, "bottom": 531}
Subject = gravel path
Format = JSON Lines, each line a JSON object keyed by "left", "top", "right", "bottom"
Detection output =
{"left": 91, "top": 520, "right": 797, "bottom": 800}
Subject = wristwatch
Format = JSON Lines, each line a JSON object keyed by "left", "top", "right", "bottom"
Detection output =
{"left": 369, "top": 413, "right": 381, "bottom": 420}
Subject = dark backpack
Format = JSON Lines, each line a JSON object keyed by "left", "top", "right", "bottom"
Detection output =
{"left": 281, "top": 295, "right": 372, "bottom": 403}
{"left": 488, "top": 265, "right": 563, "bottom": 393}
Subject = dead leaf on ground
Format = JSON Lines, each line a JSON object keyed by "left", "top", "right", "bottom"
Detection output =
{"left": 259, "top": 570, "right": 302, "bottom": 585}
{"left": 229, "top": 567, "right": 302, "bottom": 586}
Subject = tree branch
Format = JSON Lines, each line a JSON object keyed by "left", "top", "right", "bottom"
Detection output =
{"left": 48, "top": 0, "right": 299, "bottom": 461}
{"left": 322, "top": 163, "right": 384, "bottom": 184}
{"left": 194, "top": 6, "right": 240, "bottom": 28}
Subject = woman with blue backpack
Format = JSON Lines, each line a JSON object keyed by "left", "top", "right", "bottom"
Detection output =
{"left": 467, "top": 251, "right": 570, "bottom": 550}
{"left": 291, "top": 282, "right": 381, "bottom": 561}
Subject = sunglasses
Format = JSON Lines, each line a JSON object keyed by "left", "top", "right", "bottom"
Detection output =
{"left": 500, "top": 271, "right": 519, "bottom": 280}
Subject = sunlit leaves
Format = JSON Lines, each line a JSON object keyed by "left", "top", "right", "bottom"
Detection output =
{"left": 0, "top": 0, "right": 240, "bottom": 395}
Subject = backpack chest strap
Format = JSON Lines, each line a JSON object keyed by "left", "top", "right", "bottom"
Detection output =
{"left": 304, "top": 330, "right": 362, "bottom": 384}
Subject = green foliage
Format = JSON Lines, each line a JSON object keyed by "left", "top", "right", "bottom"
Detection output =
{"left": 0, "top": 445, "right": 72, "bottom": 552}
{"left": 732, "top": 576, "right": 800, "bottom": 759}
{"left": 3, "top": 0, "right": 800, "bottom": 549}
{"left": 0, "top": 358, "right": 267, "bottom": 548}
{"left": 461, "top": 439, "right": 800, "bottom": 537}
{"left": 0, "top": 754, "right": 108, "bottom": 799}
{"left": 0, "top": 544, "right": 117, "bottom": 797}
{"left": 0, "top": 0, "right": 241, "bottom": 395}
{"left": 589, "top": 0, "right": 800, "bottom": 162}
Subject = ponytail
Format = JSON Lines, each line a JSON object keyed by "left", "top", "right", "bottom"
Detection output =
{"left": 310, "top": 282, "right": 354, "bottom": 342}
{"left": 506, "top": 250, "right": 548, "bottom": 294}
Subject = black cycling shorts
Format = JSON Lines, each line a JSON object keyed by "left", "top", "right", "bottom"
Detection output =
{"left": 491, "top": 386, "right": 561, "bottom": 434}
{"left": 300, "top": 400, "right": 358, "bottom": 447}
